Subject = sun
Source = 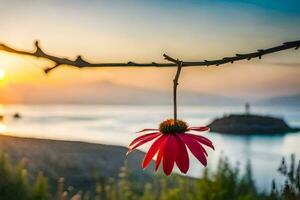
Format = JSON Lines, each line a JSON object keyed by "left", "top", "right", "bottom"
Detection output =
{"left": 0, "top": 69, "right": 5, "bottom": 80}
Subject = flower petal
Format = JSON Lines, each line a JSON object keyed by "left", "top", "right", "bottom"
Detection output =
{"left": 178, "top": 134, "right": 207, "bottom": 167}
{"left": 163, "top": 135, "right": 178, "bottom": 176}
{"left": 174, "top": 135, "right": 189, "bottom": 174}
{"left": 155, "top": 140, "right": 166, "bottom": 172}
{"left": 187, "top": 126, "right": 210, "bottom": 132}
{"left": 193, "top": 139, "right": 208, "bottom": 157}
{"left": 127, "top": 133, "right": 161, "bottom": 156}
{"left": 129, "top": 132, "right": 161, "bottom": 147}
{"left": 185, "top": 133, "right": 215, "bottom": 150}
{"left": 137, "top": 128, "right": 159, "bottom": 133}
{"left": 142, "top": 135, "right": 168, "bottom": 169}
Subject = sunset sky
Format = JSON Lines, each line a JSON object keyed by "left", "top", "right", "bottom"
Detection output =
{"left": 0, "top": 0, "right": 300, "bottom": 103}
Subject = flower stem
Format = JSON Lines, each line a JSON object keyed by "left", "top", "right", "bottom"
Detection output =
{"left": 173, "top": 61, "right": 182, "bottom": 121}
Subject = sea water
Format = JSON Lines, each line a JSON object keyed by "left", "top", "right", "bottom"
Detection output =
{"left": 1, "top": 104, "right": 300, "bottom": 190}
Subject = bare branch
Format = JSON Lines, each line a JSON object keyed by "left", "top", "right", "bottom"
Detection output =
{"left": 0, "top": 40, "right": 299, "bottom": 74}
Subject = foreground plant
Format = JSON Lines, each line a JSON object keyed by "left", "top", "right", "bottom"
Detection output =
{"left": 127, "top": 119, "right": 214, "bottom": 176}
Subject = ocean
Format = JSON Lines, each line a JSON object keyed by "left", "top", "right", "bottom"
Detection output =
{"left": 1, "top": 104, "right": 300, "bottom": 190}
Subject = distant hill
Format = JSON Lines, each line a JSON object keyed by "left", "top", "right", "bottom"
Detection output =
{"left": 0, "top": 81, "right": 241, "bottom": 105}
{"left": 257, "top": 93, "right": 300, "bottom": 106}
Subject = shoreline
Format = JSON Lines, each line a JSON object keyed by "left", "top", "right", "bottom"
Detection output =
{"left": 0, "top": 132, "right": 127, "bottom": 148}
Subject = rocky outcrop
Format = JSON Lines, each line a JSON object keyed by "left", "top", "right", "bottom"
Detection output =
{"left": 208, "top": 114, "right": 300, "bottom": 134}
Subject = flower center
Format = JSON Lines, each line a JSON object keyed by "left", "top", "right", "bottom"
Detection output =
{"left": 159, "top": 119, "right": 188, "bottom": 134}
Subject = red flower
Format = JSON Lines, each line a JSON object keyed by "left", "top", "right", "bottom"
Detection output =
{"left": 127, "top": 119, "right": 214, "bottom": 176}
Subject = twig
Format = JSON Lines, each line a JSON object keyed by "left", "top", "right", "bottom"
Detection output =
{"left": 163, "top": 54, "right": 183, "bottom": 121}
{"left": 0, "top": 40, "right": 299, "bottom": 74}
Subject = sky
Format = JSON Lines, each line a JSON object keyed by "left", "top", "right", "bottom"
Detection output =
{"left": 0, "top": 0, "right": 300, "bottom": 103}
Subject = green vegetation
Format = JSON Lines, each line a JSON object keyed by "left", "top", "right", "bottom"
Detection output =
{"left": 0, "top": 152, "right": 299, "bottom": 200}
{"left": 0, "top": 153, "right": 49, "bottom": 200}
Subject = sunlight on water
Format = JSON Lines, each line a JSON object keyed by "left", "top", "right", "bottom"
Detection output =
{"left": 1, "top": 104, "right": 300, "bottom": 190}
{"left": 0, "top": 104, "right": 5, "bottom": 132}
{"left": 0, "top": 123, "right": 6, "bottom": 133}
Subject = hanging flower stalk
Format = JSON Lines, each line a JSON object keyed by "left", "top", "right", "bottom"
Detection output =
{"left": 127, "top": 55, "right": 215, "bottom": 176}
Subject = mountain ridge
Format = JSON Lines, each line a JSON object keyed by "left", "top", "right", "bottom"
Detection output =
{"left": 0, "top": 81, "right": 242, "bottom": 105}
{"left": 256, "top": 93, "right": 300, "bottom": 106}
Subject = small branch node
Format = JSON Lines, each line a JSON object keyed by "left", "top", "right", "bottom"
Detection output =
{"left": 34, "top": 40, "right": 45, "bottom": 57}
{"left": 163, "top": 54, "right": 181, "bottom": 65}
{"left": 75, "top": 55, "right": 89, "bottom": 66}
{"left": 44, "top": 64, "right": 60, "bottom": 74}
{"left": 34, "top": 40, "right": 39, "bottom": 48}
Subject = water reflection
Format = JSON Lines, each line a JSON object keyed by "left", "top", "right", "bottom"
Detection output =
{"left": 0, "top": 104, "right": 6, "bottom": 133}
{"left": 193, "top": 132, "right": 299, "bottom": 190}
{"left": 0, "top": 119, "right": 6, "bottom": 133}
